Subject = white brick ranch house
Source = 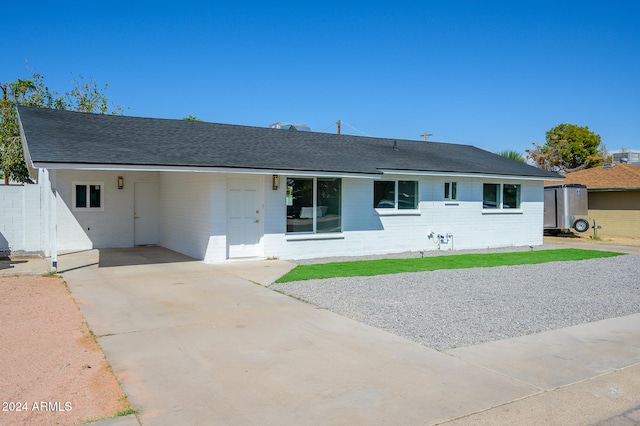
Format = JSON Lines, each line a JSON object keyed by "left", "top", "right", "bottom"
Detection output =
{"left": 18, "top": 106, "right": 561, "bottom": 267}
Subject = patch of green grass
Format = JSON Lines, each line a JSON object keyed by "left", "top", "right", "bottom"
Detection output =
{"left": 275, "top": 249, "right": 623, "bottom": 283}
{"left": 112, "top": 407, "right": 136, "bottom": 417}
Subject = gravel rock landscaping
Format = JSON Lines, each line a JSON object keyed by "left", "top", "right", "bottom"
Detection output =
{"left": 271, "top": 254, "right": 640, "bottom": 351}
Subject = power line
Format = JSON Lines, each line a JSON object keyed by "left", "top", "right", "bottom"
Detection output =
{"left": 338, "top": 120, "right": 371, "bottom": 137}
{"left": 341, "top": 121, "right": 369, "bottom": 137}
{"left": 320, "top": 123, "right": 335, "bottom": 132}
{"left": 320, "top": 120, "right": 370, "bottom": 136}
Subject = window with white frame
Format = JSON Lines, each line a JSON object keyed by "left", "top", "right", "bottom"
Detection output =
{"left": 374, "top": 180, "right": 418, "bottom": 210}
{"left": 286, "top": 177, "right": 342, "bottom": 233}
{"left": 73, "top": 182, "right": 104, "bottom": 211}
{"left": 482, "top": 183, "right": 521, "bottom": 209}
{"left": 444, "top": 181, "right": 457, "bottom": 200}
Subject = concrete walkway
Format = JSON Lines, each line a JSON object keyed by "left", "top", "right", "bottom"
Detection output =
{"left": 53, "top": 247, "right": 640, "bottom": 425}
{"left": 0, "top": 255, "right": 50, "bottom": 276}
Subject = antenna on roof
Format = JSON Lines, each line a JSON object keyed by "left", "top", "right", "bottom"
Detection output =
{"left": 421, "top": 132, "right": 433, "bottom": 142}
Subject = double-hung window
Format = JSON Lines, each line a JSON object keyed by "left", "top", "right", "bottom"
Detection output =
{"left": 483, "top": 183, "right": 521, "bottom": 209}
{"left": 73, "top": 182, "right": 104, "bottom": 211}
{"left": 374, "top": 180, "right": 418, "bottom": 210}
{"left": 286, "top": 177, "right": 342, "bottom": 233}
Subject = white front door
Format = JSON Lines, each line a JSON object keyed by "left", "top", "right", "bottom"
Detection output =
{"left": 227, "top": 176, "right": 262, "bottom": 258}
{"left": 134, "top": 181, "right": 160, "bottom": 246}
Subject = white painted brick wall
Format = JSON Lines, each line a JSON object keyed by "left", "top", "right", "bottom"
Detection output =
{"left": 0, "top": 184, "right": 42, "bottom": 254}
{"left": 203, "top": 174, "right": 228, "bottom": 262}
{"left": 264, "top": 177, "right": 285, "bottom": 235}
{"left": 43, "top": 169, "right": 545, "bottom": 262}
{"left": 262, "top": 175, "right": 544, "bottom": 260}
{"left": 55, "top": 170, "right": 159, "bottom": 250}
{"left": 160, "top": 171, "right": 212, "bottom": 260}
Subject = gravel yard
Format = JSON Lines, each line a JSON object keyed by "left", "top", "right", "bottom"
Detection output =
{"left": 272, "top": 254, "right": 640, "bottom": 350}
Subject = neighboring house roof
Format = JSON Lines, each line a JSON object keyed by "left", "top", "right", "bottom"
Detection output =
{"left": 18, "top": 106, "right": 560, "bottom": 179}
{"left": 558, "top": 163, "right": 640, "bottom": 191}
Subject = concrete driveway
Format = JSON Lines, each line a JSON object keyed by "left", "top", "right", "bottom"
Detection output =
{"left": 58, "top": 247, "right": 640, "bottom": 425}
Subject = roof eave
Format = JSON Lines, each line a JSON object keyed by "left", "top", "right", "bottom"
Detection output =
{"left": 378, "top": 169, "right": 563, "bottom": 181}
{"left": 17, "top": 110, "right": 39, "bottom": 179}
{"left": 33, "top": 162, "right": 562, "bottom": 181}
{"left": 587, "top": 187, "right": 640, "bottom": 192}
{"left": 30, "top": 162, "right": 382, "bottom": 179}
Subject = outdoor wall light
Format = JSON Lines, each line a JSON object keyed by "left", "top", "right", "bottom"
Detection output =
{"left": 272, "top": 175, "right": 280, "bottom": 190}
{"left": 117, "top": 176, "right": 124, "bottom": 189}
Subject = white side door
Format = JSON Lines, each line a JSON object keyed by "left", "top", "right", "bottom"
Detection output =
{"left": 227, "top": 176, "right": 262, "bottom": 258}
{"left": 134, "top": 181, "right": 160, "bottom": 246}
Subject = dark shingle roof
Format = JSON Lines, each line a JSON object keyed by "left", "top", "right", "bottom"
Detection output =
{"left": 18, "top": 106, "right": 560, "bottom": 179}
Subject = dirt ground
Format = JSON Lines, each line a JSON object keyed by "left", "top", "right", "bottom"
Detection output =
{"left": 0, "top": 275, "right": 131, "bottom": 425}
{"left": 547, "top": 232, "right": 640, "bottom": 246}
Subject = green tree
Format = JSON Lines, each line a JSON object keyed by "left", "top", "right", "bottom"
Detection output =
{"left": 1, "top": 71, "right": 123, "bottom": 184}
{"left": 526, "top": 123, "right": 602, "bottom": 172}
{"left": 496, "top": 149, "right": 526, "bottom": 163}
{"left": 1, "top": 83, "right": 32, "bottom": 183}
{"left": 182, "top": 115, "right": 202, "bottom": 122}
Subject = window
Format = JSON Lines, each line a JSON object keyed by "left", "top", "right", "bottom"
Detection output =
{"left": 73, "top": 182, "right": 104, "bottom": 211}
{"left": 483, "top": 183, "right": 521, "bottom": 209}
{"left": 483, "top": 183, "right": 499, "bottom": 209}
{"left": 503, "top": 184, "right": 521, "bottom": 209}
{"left": 286, "top": 177, "right": 341, "bottom": 233}
{"left": 374, "top": 180, "right": 418, "bottom": 210}
{"left": 374, "top": 181, "right": 395, "bottom": 208}
{"left": 316, "top": 178, "right": 342, "bottom": 233}
{"left": 444, "top": 182, "right": 457, "bottom": 200}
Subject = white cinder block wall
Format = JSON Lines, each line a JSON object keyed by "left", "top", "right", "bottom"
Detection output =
{"left": 426, "top": 178, "right": 544, "bottom": 250}
{"left": 47, "top": 169, "right": 544, "bottom": 262}
{"left": 263, "top": 175, "right": 545, "bottom": 260}
{"left": 204, "top": 174, "right": 228, "bottom": 262}
{"left": 160, "top": 171, "right": 213, "bottom": 260}
{"left": 55, "top": 170, "right": 159, "bottom": 249}
{"left": 0, "top": 184, "right": 42, "bottom": 254}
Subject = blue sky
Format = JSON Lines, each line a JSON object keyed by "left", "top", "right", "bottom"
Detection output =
{"left": 3, "top": 1, "right": 639, "bottom": 154}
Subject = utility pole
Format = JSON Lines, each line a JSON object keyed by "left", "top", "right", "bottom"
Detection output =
{"left": 421, "top": 132, "right": 432, "bottom": 142}
{"left": 337, "top": 119, "right": 341, "bottom": 135}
